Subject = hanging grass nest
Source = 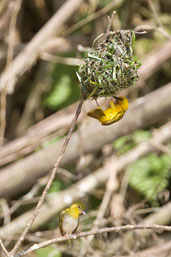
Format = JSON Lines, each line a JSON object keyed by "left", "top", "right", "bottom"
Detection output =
{"left": 78, "top": 30, "right": 141, "bottom": 100}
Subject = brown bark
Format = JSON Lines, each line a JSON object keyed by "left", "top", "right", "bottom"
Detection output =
{"left": 0, "top": 83, "right": 170, "bottom": 198}
{"left": 0, "top": 40, "right": 170, "bottom": 167}
{"left": 0, "top": 121, "right": 170, "bottom": 236}
{"left": 0, "top": 0, "right": 85, "bottom": 93}
{"left": 138, "top": 40, "right": 171, "bottom": 85}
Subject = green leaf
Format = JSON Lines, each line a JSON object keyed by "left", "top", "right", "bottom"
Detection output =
{"left": 36, "top": 246, "right": 61, "bottom": 257}
{"left": 44, "top": 57, "right": 80, "bottom": 110}
{"left": 48, "top": 180, "right": 64, "bottom": 194}
{"left": 41, "top": 137, "right": 61, "bottom": 149}
{"left": 113, "top": 130, "right": 151, "bottom": 155}
{"left": 133, "top": 130, "right": 151, "bottom": 141}
{"left": 129, "top": 153, "right": 171, "bottom": 202}
{"left": 45, "top": 75, "right": 71, "bottom": 108}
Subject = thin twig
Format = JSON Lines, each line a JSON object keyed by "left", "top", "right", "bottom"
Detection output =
{"left": 136, "top": 0, "right": 171, "bottom": 39}
{"left": 147, "top": 0, "right": 162, "bottom": 28}
{"left": 80, "top": 156, "right": 118, "bottom": 254}
{"left": 13, "top": 224, "right": 171, "bottom": 257}
{"left": 10, "top": 101, "right": 83, "bottom": 255}
{"left": 149, "top": 139, "right": 171, "bottom": 155}
{"left": 0, "top": 238, "right": 9, "bottom": 257}
{"left": 0, "top": 89, "right": 7, "bottom": 146}
{"left": 133, "top": 240, "right": 171, "bottom": 257}
{"left": 94, "top": 157, "right": 118, "bottom": 227}
{"left": 0, "top": 0, "right": 84, "bottom": 94}
{"left": 0, "top": 84, "right": 170, "bottom": 200}
{"left": 0, "top": 199, "right": 11, "bottom": 225}
{"left": 62, "top": 0, "right": 124, "bottom": 36}
{"left": 0, "top": 43, "right": 170, "bottom": 167}
{"left": 134, "top": 24, "right": 171, "bottom": 40}
{"left": 40, "top": 52, "right": 85, "bottom": 66}
{"left": 116, "top": 241, "right": 171, "bottom": 257}
{"left": 0, "top": 0, "right": 22, "bottom": 146}
{"left": 0, "top": 122, "right": 170, "bottom": 239}
{"left": 106, "top": 11, "right": 116, "bottom": 34}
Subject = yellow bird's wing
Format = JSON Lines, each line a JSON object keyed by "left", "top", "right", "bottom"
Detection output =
{"left": 59, "top": 216, "right": 64, "bottom": 236}
{"left": 102, "top": 110, "right": 124, "bottom": 125}
{"left": 102, "top": 104, "right": 124, "bottom": 125}
{"left": 87, "top": 107, "right": 105, "bottom": 119}
{"left": 59, "top": 209, "right": 68, "bottom": 236}
{"left": 87, "top": 98, "right": 128, "bottom": 126}
{"left": 72, "top": 218, "right": 79, "bottom": 234}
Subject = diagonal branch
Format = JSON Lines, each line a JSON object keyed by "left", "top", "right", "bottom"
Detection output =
{"left": 0, "top": 0, "right": 22, "bottom": 146}
{"left": 0, "top": 82, "right": 170, "bottom": 199}
{"left": 0, "top": 238, "right": 9, "bottom": 257}
{"left": 10, "top": 101, "right": 83, "bottom": 255}
{"left": 0, "top": 0, "right": 85, "bottom": 94}
{"left": 0, "top": 121, "right": 170, "bottom": 238}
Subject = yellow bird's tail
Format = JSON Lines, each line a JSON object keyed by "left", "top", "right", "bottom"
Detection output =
{"left": 67, "top": 239, "right": 73, "bottom": 248}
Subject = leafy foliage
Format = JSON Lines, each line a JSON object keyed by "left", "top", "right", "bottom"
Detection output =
{"left": 129, "top": 153, "right": 171, "bottom": 202}
{"left": 36, "top": 246, "right": 61, "bottom": 257}
{"left": 48, "top": 179, "right": 64, "bottom": 194}
{"left": 44, "top": 59, "right": 80, "bottom": 110}
{"left": 113, "top": 129, "right": 151, "bottom": 155}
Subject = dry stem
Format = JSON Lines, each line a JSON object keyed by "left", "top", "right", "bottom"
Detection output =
{"left": 0, "top": 238, "right": 9, "bottom": 257}
{"left": 0, "top": 0, "right": 84, "bottom": 94}
{"left": 62, "top": 0, "right": 123, "bottom": 36}
{"left": 10, "top": 101, "right": 83, "bottom": 255}
{"left": 13, "top": 224, "right": 171, "bottom": 257}
{"left": 0, "top": 0, "right": 22, "bottom": 146}
{"left": 0, "top": 122, "right": 170, "bottom": 239}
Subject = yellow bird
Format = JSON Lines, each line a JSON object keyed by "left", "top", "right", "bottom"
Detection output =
{"left": 59, "top": 202, "right": 85, "bottom": 247}
{"left": 87, "top": 96, "right": 129, "bottom": 125}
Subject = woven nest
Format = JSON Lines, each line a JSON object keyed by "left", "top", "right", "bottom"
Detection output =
{"left": 78, "top": 30, "right": 141, "bottom": 100}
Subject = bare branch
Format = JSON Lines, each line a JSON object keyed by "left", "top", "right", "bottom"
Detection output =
{"left": 63, "top": 0, "right": 124, "bottom": 36}
{"left": 10, "top": 101, "right": 83, "bottom": 255}
{"left": 0, "top": 82, "right": 170, "bottom": 198}
{"left": 130, "top": 241, "right": 171, "bottom": 257}
{"left": 0, "top": 238, "right": 9, "bottom": 257}
{"left": 0, "top": 121, "right": 170, "bottom": 238}
{"left": 137, "top": 40, "right": 171, "bottom": 85}
{"left": 134, "top": 25, "right": 171, "bottom": 40}
{"left": 40, "top": 52, "right": 85, "bottom": 66}
{"left": 0, "top": 0, "right": 22, "bottom": 146}
{"left": 0, "top": 40, "right": 170, "bottom": 167}
{"left": 147, "top": 0, "right": 162, "bottom": 28}
{"left": 94, "top": 157, "right": 118, "bottom": 227}
{"left": 13, "top": 225, "right": 171, "bottom": 257}
{"left": 0, "top": 0, "right": 85, "bottom": 94}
